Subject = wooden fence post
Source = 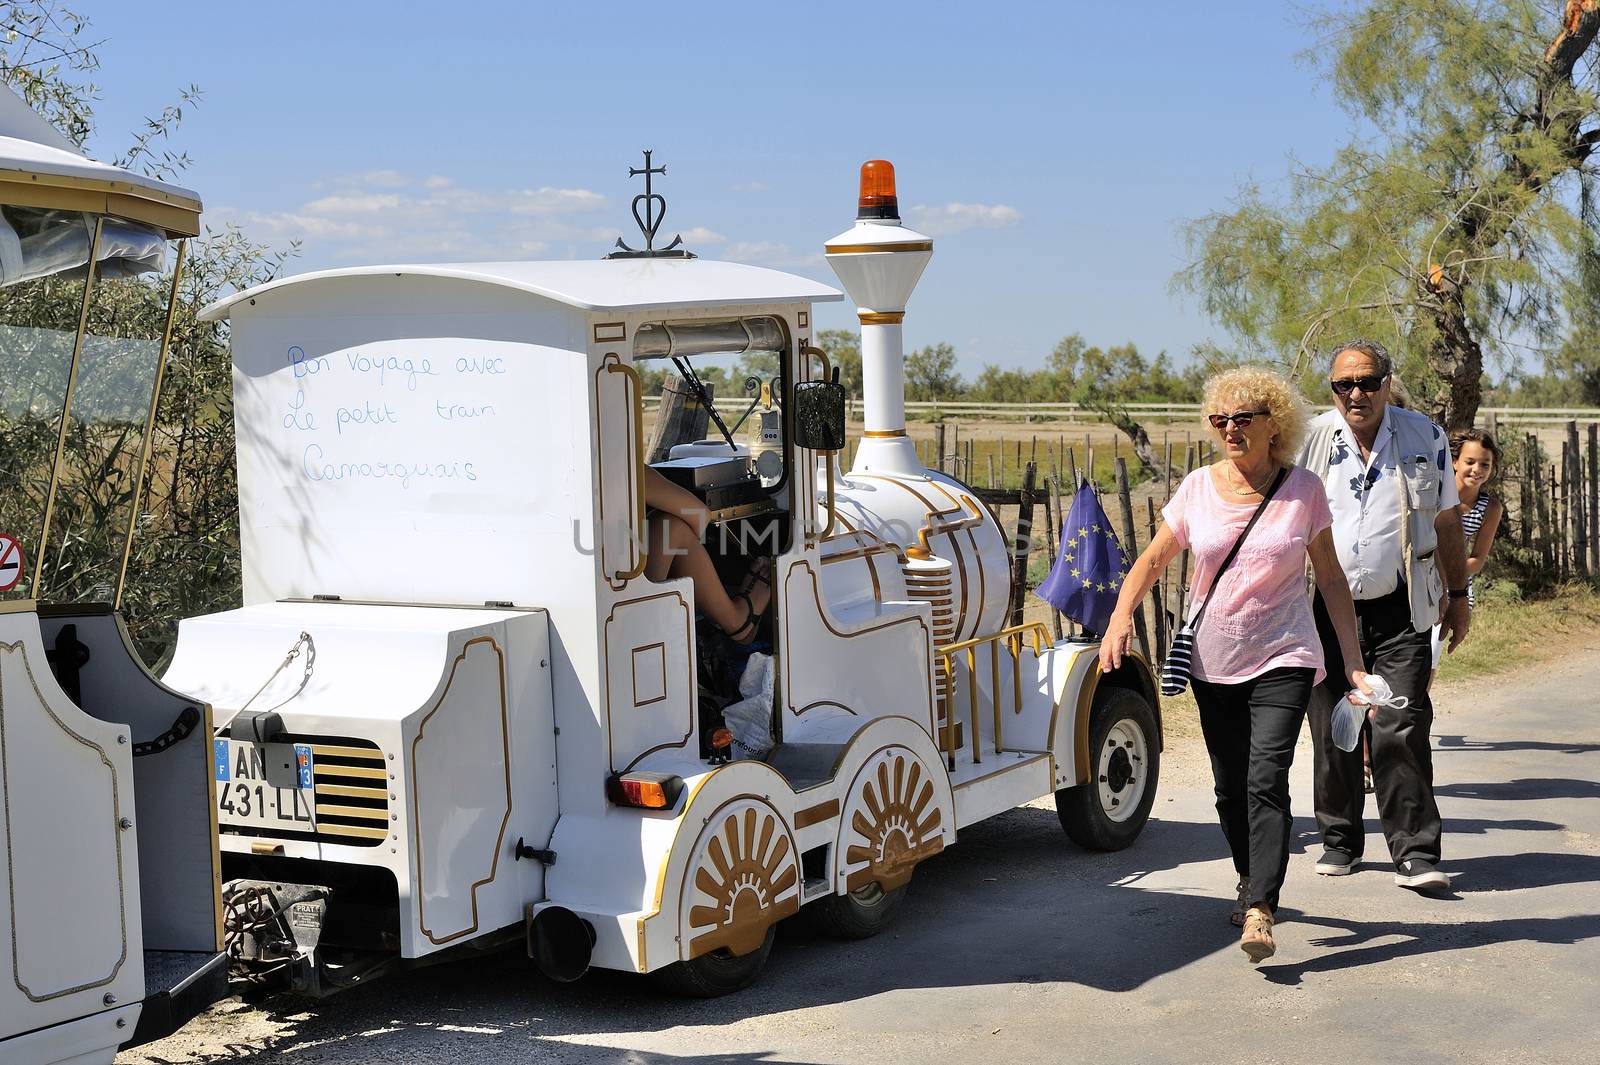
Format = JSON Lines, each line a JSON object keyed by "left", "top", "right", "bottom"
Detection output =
{"left": 1114, "top": 458, "right": 1151, "bottom": 661}
{"left": 1042, "top": 478, "right": 1064, "bottom": 642}
{"left": 1589, "top": 422, "right": 1598, "bottom": 573}
{"left": 1053, "top": 473, "right": 1072, "bottom": 637}
{"left": 1009, "top": 462, "right": 1037, "bottom": 628}
{"left": 1567, "top": 422, "right": 1587, "bottom": 577}
{"left": 1146, "top": 496, "right": 1167, "bottom": 664}
{"left": 644, "top": 377, "right": 712, "bottom": 463}
{"left": 1522, "top": 433, "right": 1534, "bottom": 552}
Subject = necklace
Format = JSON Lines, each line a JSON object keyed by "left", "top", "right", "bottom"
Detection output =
{"left": 1224, "top": 461, "right": 1275, "bottom": 497}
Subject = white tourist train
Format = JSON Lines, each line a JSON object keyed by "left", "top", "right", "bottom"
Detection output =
{"left": 157, "top": 157, "right": 1163, "bottom": 996}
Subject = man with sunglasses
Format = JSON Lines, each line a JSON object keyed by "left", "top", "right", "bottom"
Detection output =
{"left": 1297, "top": 339, "right": 1471, "bottom": 892}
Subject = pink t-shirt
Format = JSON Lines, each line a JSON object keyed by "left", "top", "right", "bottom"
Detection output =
{"left": 1162, "top": 465, "right": 1334, "bottom": 685}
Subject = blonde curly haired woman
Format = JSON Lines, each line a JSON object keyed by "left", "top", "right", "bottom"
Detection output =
{"left": 1100, "top": 366, "right": 1370, "bottom": 962}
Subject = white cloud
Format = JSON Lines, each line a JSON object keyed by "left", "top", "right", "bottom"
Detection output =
{"left": 223, "top": 173, "right": 611, "bottom": 264}
{"left": 906, "top": 202, "right": 1023, "bottom": 236}
{"left": 506, "top": 187, "right": 608, "bottom": 215}
{"left": 337, "top": 169, "right": 410, "bottom": 189}
{"left": 721, "top": 241, "right": 822, "bottom": 269}
{"left": 731, "top": 181, "right": 768, "bottom": 193}
{"left": 303, "top": 193, "right": 404, "bottom": 215}
{"left": 679, "top": 226, "right": 726, "bottom": 244}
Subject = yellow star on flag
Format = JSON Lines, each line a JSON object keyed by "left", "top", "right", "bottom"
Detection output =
{"left": 1078, "top": 527, "right": 1088, "bottom": 537}
{"left": 1070, "top": 568, "right": 1080, "bottom": 579}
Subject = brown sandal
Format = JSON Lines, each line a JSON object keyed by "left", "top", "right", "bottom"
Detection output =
{"left": 1240, "top": 906, "right": 1276, "bottom": 963}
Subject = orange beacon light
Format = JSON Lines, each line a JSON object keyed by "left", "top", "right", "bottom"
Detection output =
{"left": 857, "top": 159, "right": 899, "bottom": 220}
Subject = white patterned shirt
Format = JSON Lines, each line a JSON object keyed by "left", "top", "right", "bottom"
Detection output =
{"left": 1301, "top": 407, "right": 1458, "bottom": 601}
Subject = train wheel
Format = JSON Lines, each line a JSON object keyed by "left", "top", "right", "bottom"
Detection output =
{"left": 1056, "top": 686, "right": 1159, "bottom": 851}
{"left": 804, "top": 879, "right": 909, "bottom": 940}
{"left": 649, "top": 925, "right": 775, "bottom": 997}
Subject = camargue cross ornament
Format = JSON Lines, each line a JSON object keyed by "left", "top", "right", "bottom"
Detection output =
{"left": 607, "top": 149, "right": 697, "bottom": 259}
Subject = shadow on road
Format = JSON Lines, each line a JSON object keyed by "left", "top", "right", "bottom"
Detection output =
{"left": 139, "top": 806, "right": 1594, "bottom": 1063}
{"left": 1444, "top": 851, "right": 1600, "bottom": 892}
{"left": 1436, "top": 778, "right": 1600, "bottom": 801}
{"left": 1256, "top": 912, "right": 1600, "bottom": 986}
{"left": 1436, "top": 734, "right": 1600, "bottom": 756}
{"left": 1442, "top": 816, "right": 1566, "bottom": 834}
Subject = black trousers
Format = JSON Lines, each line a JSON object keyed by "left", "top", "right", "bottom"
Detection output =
{"left": 1192, "top": 666, "right": 1314, "bottom": 912}
{"left": 1309, "top": 586, "right": 1442, "bottom": 865}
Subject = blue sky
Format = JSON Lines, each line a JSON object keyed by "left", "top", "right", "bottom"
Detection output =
{"left": 80, "top": 1, "right": 1355, "bottom": 376}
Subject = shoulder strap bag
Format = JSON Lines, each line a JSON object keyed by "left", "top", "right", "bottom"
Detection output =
{"left": 1160, "top": 466, "right": 1290, "bottom": 696}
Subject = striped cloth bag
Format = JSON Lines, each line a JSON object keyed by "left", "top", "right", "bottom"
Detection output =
{"left": 1159, "top": 467, "right": 1287, "bottom": 696}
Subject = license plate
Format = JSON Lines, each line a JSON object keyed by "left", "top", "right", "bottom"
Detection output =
{"left": 214, "top": 739, "right": 315, "bottom": 830}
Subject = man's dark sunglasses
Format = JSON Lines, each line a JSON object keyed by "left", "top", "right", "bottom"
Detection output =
{"left": 1208, "top": 410, "right": 1268, "bottom": 430}
{"left": 1330, "top": 375, "right": 1387, "bottom": 397}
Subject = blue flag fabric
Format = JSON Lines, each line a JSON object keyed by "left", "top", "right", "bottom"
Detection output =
{"left": 1035, "top": 481, "right": 1131, "bottom": 637}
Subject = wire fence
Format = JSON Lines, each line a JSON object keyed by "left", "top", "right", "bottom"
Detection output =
{"left": 945, "top": 419, "right": 1588, "bottom": 669}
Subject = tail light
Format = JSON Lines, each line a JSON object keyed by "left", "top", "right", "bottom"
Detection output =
{"left": 606, "top": 771, "right": 684, "bottom": 810}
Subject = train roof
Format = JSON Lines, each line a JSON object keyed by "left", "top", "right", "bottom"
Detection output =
{"left": 0, "top": 86, "right": 202, "bottom": 237}
{"left": 199, "top": 258, "right": 844, "bottom": 322}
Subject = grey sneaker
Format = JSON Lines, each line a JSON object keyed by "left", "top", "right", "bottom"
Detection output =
{"left": 1395, "top": 858, "right": 1449, "bottom": 890}
{"left": 1314, "top": 849, "right": 1356, "bottom": 876}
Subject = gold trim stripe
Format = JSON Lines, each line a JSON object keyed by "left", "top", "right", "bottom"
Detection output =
{"left": 859, "top": 311, "right": 905, "bottom": 325}
{"left": 309, "top": 743, "right": 385, "bottom": 760}
{"left": 825, "top": 241, "right": 933, "bottom": 254}
{"left": 794, "top": 799, "right": 840, "bottom": 829}
{"left": 316, "top": 823, "right": 389, "bottom": 841}
{"left": 315, "top": 803, "right": 390, "bottom": 821}
{"left": 314, "top": 783, "right": 387, "bottom": 800}
{"left": 862, "top": 428, "right": 907, "bottom": 438}
{"left": 315, "top": 763, "right": 385, "bottom": 780}
{"left": 0, "top": 175, "right": 201, "bottom": 237}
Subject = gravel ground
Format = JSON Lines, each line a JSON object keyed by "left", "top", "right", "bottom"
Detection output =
{"left": 122, "top": 654, "right": 1600, "bottom": 1065}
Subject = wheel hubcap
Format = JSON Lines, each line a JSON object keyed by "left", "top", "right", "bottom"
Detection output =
{"left": 1097, "top": 718, "right": 1149, "bottom": 823}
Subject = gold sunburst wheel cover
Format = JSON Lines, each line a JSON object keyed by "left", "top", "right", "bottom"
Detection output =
{"left": 683, "top": 798, "right": 801, "bottom": 959}
{"left": 842, "top": 748, "right": 946, "bottom": 893}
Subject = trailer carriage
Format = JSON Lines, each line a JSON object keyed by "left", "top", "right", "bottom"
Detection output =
{"left": 0, "top": 88, "right": 226, "bottom": 1063}
{"left": 161, "top": 159, "right": 1162, "bottom": 996}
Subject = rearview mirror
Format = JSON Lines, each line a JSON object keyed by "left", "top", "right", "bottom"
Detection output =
{"left": 792, "top": 377, "right": 846, "bottom": 451}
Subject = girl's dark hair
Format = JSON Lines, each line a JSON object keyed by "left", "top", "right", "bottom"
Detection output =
{"left": 1449, "top": 426, "right": 1503, "bottom": 484}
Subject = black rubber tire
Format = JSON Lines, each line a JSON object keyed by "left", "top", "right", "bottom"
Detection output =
{"left": 803, "top": 881, "right": 908, "bottom": 940}
{"left": 648, "top": 924, "right": 775, "bottom": 997}
{"left": 1055, "top": 686, "right": 1160, "bottom": 851}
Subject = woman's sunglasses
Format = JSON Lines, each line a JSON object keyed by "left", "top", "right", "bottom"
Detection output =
{"left": 1208, "top": 410, "right": 1268, "bottom": 430}
{"left": 1330, "top": 375, "right": 1387, "bottom": 397}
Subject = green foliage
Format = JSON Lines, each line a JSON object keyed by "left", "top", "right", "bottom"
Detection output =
{"left": 905, "top": 342, "right": 961, "bottom": 401}
{"left": 0, "top": 2, "right": 98, "bottom": 146}
{"left": 0, "top": 5, "right": 294, "bottom": 665}
{"left": 815, "top": 328, "right": 863, "bottom": 398}
{"left": 1178, "top": 1, "right": 1600, "bottom": 428}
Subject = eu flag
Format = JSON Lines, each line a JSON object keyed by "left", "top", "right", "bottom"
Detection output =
{"left": 1035, "top": 480, "right": 1131, "bottom": 637}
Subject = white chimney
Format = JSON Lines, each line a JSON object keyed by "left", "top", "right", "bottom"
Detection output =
{"left": 824, "top": 160, "right": 933, "bottom": 477}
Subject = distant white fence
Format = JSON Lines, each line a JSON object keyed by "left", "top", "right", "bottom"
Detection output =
{"left": 640, "top": 396, "right": 1599, "bottom": 429}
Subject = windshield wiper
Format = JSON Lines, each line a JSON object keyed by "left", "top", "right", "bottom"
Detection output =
{"left": 671, "top": 355, "right": 738, "bottom": 451}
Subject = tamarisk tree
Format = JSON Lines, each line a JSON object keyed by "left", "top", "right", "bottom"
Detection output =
{"left": 1181, "top": 0, "right": 1600, "bottom": 429}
